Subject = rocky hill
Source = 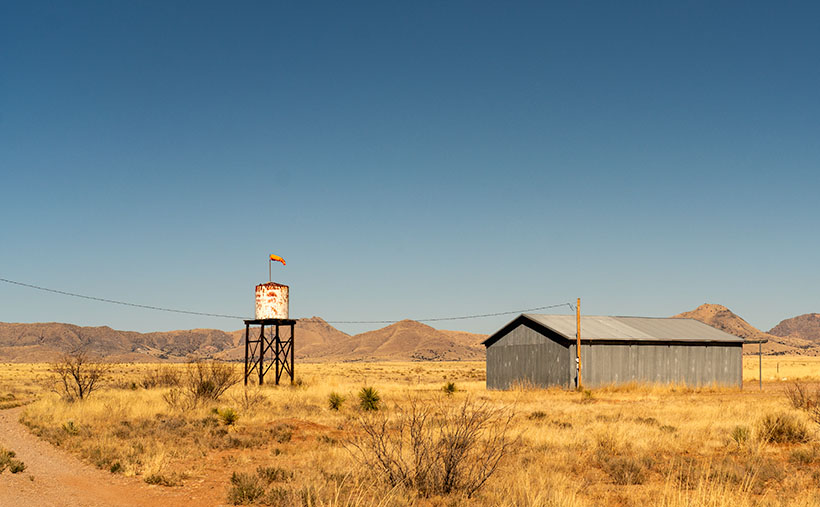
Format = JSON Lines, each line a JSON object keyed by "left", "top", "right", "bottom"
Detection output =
{"left": 305, "top": 320, "right": 485, "bottom": 361}
{"left": 0, "top": 318, "right": 487, "bottom": 363}
{"left": 216, "top": 317, "right": 354, "bottom": 361}
{"left": 769, "top": 314, "right": 820, "bottom": 343}
{"left": 0, "top": 322, "right": 235, "bottom": 362}
{"left": 672, "top": 304, "right": 818, "bottom": 355}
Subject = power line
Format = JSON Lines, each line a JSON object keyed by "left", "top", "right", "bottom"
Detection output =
{"left": 323, "top": 303, "right": 575, "bottom": 324}
{"left": 0, "top": 277, "right": 247, "bottom": 320}
{"left": 0, "top": 276, "right": 573, "bottom": 324}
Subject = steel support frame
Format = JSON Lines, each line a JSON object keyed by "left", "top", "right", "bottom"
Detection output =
{"left": 244, "top": 319, "right": 295, "bottom": 386}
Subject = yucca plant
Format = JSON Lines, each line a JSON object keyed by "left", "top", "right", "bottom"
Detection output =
{"left": 328, "top": 392, "right": 345, "bottom": 411}
{"left": 217, "top": 407, "right": 240, "bottom": 426}
{"left": 358, "top": 386, "right": 381, "bottom": 411}
{"left": 442, "top": 382, "right": 457, "bottom": 396}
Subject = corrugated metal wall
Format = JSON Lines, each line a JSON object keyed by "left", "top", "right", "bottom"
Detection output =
{"left": 486, "top": 323, "right": 570, "bottom": 389}
{"left": 487, "top": 323, "right": 743, "bottom": 389}
{"left": 580, "top": 342, "right": 742, "bottom": 387}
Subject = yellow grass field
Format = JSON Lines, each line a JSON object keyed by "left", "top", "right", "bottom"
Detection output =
{"left": 743, "top": 355, "right": 820, "bottom": 383}
{"left": 1, "top": 356, "right": 820, "bottom": 506}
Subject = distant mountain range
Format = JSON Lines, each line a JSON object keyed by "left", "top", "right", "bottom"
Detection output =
{"left": 0, "top": 322, "right": 238, "bottom": 362}
{"left": 673, "top": 304, "right": 820, "bottom": 356}
{"left": 2, "top": 304, "right": 819, "bottom": 362}
{"left": 0, "top": 317, "right": 488, "bottom": 363}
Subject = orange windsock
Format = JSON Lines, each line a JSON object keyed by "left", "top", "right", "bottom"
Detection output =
{"left": 269, "top": 254, "right": 286, "bottom": 266}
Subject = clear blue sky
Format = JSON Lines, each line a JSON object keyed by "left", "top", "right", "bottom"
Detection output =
{"left": 2, "top": 2, "right": 818, "bottom": 335}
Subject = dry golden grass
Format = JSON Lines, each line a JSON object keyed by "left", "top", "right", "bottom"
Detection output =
{"left": 1, "top": 358, "right": 819, "bottom": 506}
{"left": 742, "top": 355, "right": 820, "bottom": 382}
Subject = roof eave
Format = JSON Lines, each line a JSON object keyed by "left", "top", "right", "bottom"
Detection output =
{"left": 483, "top": 314, "right": 748, "bottom": 345}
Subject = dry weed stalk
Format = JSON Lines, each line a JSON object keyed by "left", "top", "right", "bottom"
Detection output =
{"left": 229, "top": 387, "right": 267, "bottom": 413}
{"left": 348, "top": 395, "right": 518, "bottom": 498}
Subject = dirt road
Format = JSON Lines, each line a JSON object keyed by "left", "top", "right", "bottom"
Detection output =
{"left": 0, "top": 407, "right": 210, "bottom": 507}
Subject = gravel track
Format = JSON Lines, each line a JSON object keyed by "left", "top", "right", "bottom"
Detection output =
{"left": 0, "top": 407, "right": 204, "bottom": 507}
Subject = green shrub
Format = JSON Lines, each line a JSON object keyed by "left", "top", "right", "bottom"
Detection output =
{"left": 442, "top": 382, "right": 457, "bottom": 396}
{"left": 217, "top": 408, "right": 240, "bottom": 426}
{"left": 730, "top": 425, "right": 750, "bottom": 445}
{"left": 328, "top": 392, "right": 345, "bottom": 411}
{"left": 603, "top": 455, "right": 645, "bottom": 485}
{"left": 0, "top": 448, "right": 25, "bottom": 474}
{"left": 62, "top": 420, "right": 79, "bottom": 435}
{"left": 758, "top": 413, "right": 811, "bottom": 444}
{"left": 144, "top": 473, "right": 180, "bottom": 486}
{"left": 358, "top": 386, "right": 381, "bottom": 411}
{"left": 528, "top": 410, "right": 547, "bottom": 420}
{"left": 271, "top": 424, "right": 293, "bottom": 443}
{"left": 318, "top": 434, "right": 337, "bottom": 445}
{"left": 790, "top": 445, "right": 819, "bottom": 464}
{"left": 593, "top": 433, "right": 646, "bottom": 485}
{"left": 256, "top": 465, "right": 293, "bottom": 483}
{"left": 262, "top": 486, "right": 289, "bottom": 505}
{"left": 227, "top": 472, "right": 265, "bottom": 504}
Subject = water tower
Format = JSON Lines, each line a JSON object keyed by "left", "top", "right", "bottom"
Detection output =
{"left": 243, "top": 254, "right": 296, "bottom": 385}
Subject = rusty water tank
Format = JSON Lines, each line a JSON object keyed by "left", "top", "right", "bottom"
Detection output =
{"left": 255, "top": 282, "right": 289, "bottom": 319}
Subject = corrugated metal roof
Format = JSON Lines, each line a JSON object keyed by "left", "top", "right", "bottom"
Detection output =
{"left": 516, "top": 314, "right": 744, "bottom": 343}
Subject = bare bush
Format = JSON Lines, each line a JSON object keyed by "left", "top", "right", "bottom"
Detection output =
{"left": 162, "top": 387, "right": 189, "bottom": 411}
{"left": 160, "top": 361, "right": 240, "bottom": 410}
{"left": 229, "top": 387, "right": 268, "bottom": 413}
{"left": 785, "top": 381, "right": 819, "bottom": 409}
{"left": 140, "top": 366, "right": 181, "bottom": 389}
{"left": 50, "top": 350, "right": 110, "bottom": 401}
{"left": 348, "top": 396, "right": 518, "bottom": 498}
{"left": 784, "top": 381, "right": 820, "bottom": 425}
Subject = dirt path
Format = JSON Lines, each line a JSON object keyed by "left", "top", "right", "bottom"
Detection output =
{"left": 0, "top": 407, "right": 218, "bottom": 507}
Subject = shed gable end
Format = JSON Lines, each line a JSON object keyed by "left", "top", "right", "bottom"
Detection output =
{"left": 491, "top": 321, "right": 564, "bottom": 347}
{"left": 486, "top": 321, "right": 571, "bottom": 389}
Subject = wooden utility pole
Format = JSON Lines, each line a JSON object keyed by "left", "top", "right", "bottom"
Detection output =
{"left": 576, "top": 297, "right": 582, "bottom": 388}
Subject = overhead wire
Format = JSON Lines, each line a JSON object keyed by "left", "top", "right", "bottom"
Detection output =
{"left": 0, "top": 277, "right": 247, "bottom": 320}
{"left": 0, "top": 276, "right": 574, "bottom": 324}
{"left": 323, "top": 303, "right": 575, "bottom": 324}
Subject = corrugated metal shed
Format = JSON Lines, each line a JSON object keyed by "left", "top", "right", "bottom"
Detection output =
{"left": 484, "top": 314, "right": 743, "bottom": 346}
{"left": 483, "top": 313, "right": 744, "bottom": 389}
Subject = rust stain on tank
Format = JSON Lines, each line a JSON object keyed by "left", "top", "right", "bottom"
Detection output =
{"left": 255, "top": 282, "right": 289, "bottom": 319}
